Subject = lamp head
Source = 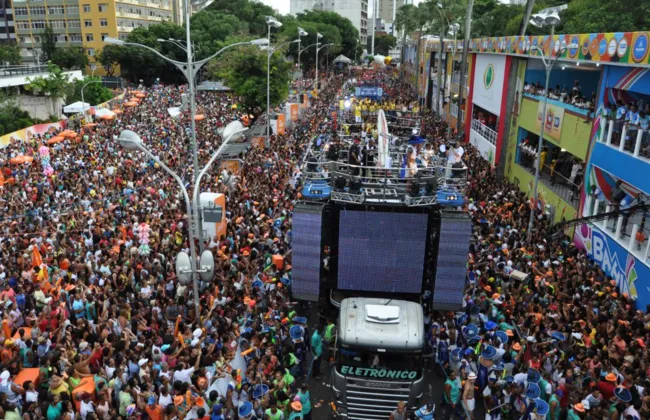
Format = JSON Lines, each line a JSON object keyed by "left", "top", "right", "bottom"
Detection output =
{"left": 298, "top": 27, "right": 308, "bottom": 37}
{"left": 250, "top": 38, "right": 269, "bottom": 46}
{"left": 266, "top": 16, "right": 282, "bottom": 28}
{"left": 529, "top": 14, "right": 544, "bottom": 28}
{"left": 544, "top": 11, "right": 561, "bottom": 26}
{"left": 449, "top": 23, "right": 460, "bottom": 35}
{"left": 317, "top": 33, "right": 323, "bottom": 39}
{"left": 117, "top": 130, "right": 143, "bottom": 151}
{"left": 103, "top": 37, "right": 124, "bottom": 45}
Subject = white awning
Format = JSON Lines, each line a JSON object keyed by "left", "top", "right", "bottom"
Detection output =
{"left": 63, "top": 101, "right": 90, "bottom": 113}
{"left": 333, "top": 54, "right": 352, "bottom": 64}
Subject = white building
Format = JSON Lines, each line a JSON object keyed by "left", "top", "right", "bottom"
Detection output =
{"left": 290, "top": 0, "right": 368, "bottom": 46}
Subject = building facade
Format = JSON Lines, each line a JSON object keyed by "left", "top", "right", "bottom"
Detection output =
{"left": 406, "top": 30, "right": 650, "bottom": 311}
{"left": 0, "top": 0, "right": 16, "bottom": 43}
{"left": 377, "top": 0, "right": 402, "bottom": 33}
{"left": 290, "top": 0, "right": 368, "bottom": 47}
{"left": 13, "top": 0, "right": 179, "bottom": 71}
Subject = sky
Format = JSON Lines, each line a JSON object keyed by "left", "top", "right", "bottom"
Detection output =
{"left": 258, "top": 0, "right": 423, "bottom": 17}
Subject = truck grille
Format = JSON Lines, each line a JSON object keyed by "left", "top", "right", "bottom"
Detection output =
{"left": 342, "top": 379, "right": 413, "bottom": 420}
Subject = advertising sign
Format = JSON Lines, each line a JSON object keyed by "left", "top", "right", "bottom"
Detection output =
{"left": 290, "top": 104, "right": 299, "bottom": 122}
{"left": 250, "top": 136, "right": 265, "bottom": 148}
{"left": 574, "top": 223, "right": 650, "bottom": 310}
{"left": 535, "top": 101, "right": 565, "bottom": 143}
{"left": 277, "top": 114, "right": 286, "bottom": 136}
{"left": 340, "top": 365, "right": 419, "bottom": 380}
{"left": 0, "top": 121, "right": 66, "bottom": 148}
{"left": 355, "top": 87, "right": 384, "bottom": 98}
{"left": 472, "top": 55, "right": 506, "bottom": 116}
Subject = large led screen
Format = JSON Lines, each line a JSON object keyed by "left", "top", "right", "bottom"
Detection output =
{"left": 338, "top": 211, "right": 427, "bottom": 293}
{"left": 432, "top": 216, "right": 472, "bottom": 310}
{"left": 292, "top": 210, "right": 323, "bottom": 301}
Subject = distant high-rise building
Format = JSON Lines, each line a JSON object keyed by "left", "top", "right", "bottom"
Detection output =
{"left": 0, "top": 0, "right": 16, "bottom": 44}
{"left": 13, "top": 0, "right": 181, "bottom": 72}
{"left": 291, "top": 0, "right": 368, "bottom": 46}
{"left": 377, "top": 0, "right": 403, "bottom": 31}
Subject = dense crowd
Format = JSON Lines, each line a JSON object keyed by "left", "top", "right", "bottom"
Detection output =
{"left": 0, "top": 72, "right": 345, "bottom": 420}
{"left": 419, "top": 119, "right": 650, "bottom": 420}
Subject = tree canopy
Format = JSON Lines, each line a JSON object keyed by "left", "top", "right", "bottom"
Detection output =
{"left": 0, "top": 43, "right": 21, "bottom": 65}
{"left": 375, "top": 33, "right": 397, "bottom": 56}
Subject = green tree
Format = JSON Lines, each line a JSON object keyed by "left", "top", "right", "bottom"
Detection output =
{"left": 560, "top": 0, "right": 650, "bottom": 34}
{"left": 278, "top": 19, "right": 343, "bottom": 71}
{"left": 25, "top": 63, "right": 72, "bottom": 117}
{"left": 208, "top": 44, "right": 291, "bottom": 110}
{"left": 65, "top": 76, "right": 114, "bottom": 106}
{"left": 52, "top": 46, "right": 89, "bottom": 70}
{"left": 0, "top": 42, "right": 21, "bottom": 65}
{"left": 395, "top": 4, "right": 419, "bottom": 79}
{"left": 96, "top": 45, "right": 123, "bottom": 76}
{"left": 40, "top": 25, "right": 57, "bottom": 63}
{"left": 291, "top": 10, "right": 361, "bottom": 65}
{"left": 375, "top": 33, "right": 397, "bottom": 56}
{"left": 203, "top": 0, "right": 276, "bottom": 36}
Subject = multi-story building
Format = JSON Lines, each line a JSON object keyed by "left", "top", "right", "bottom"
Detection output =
{"left": 0, "top": 0, "right": 16, "bottom": 44}
{"left": 377, "top": 0, "right": 402, "bottom": 34}
{"left": 406, "top": 30, "right": 650, "bottom": 311}
{"left": 290, "top": 0, "right": 368, "bottom": 47}
{"left": 13, "top": 0, "right": 179, "bottom": 72}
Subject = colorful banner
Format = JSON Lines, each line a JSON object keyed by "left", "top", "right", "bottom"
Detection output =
{"left": 219, "top": 159, "right": 240, "bottom": 174}
{"left": 574, "top": 223, "right": 650, "bottom": 310}
{"left": 250, "top": 136, "right": 265, "bottom": 148}
{"left": 290, "top": 104, "right": 299, "bottom": 122}
{"left": 0, "top": 121, "right": 66, "bottom": 148}
{"left": 447, "top": 31, "right": 650, "bottom": 67}
{"left": 277, "top": 114, "right": 286, "bottom": 136}
{"left": 535, "top": 101, "right": 565, "bottom": 143}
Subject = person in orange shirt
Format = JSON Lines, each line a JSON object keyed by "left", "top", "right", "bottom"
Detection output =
{"left": 145, "top": 395, "right": 163, "bottom": 420}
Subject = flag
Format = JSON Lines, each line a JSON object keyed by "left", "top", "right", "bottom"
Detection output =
{"left": 32, "top": 246, "right": 43, "bottom": 268}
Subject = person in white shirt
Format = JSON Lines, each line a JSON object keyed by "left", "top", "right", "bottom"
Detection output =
{"left": 446, "top": 141, "right": 465, "bottom": 179}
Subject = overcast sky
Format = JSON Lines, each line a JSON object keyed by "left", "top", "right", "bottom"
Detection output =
{"left": 258, "top": 0, "right": 423, "bottom": 16}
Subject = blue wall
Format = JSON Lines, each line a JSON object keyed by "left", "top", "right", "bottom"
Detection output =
{"left": 525, "top": 69, "right": 600, "bottom": 97}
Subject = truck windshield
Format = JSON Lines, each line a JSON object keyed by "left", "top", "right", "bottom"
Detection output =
{"left": 336, "top": 347, "right": 423, "bottom": 380}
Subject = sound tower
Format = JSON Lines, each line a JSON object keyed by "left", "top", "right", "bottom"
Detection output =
{"left": 291, "top": 202, "right": 325, "bottom": 301}
{"left": 432, "top": 211, "right": 472, "bottom": 310}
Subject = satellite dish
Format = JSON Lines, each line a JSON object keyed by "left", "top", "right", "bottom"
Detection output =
{"left": 199, "top": 250, "right": 215, "bottom": 281}
{"left": 222, "top": 120, "right": 246, "bottom": 141}
{"left": 176, "top": 251, "right": 192, "bottom": 284}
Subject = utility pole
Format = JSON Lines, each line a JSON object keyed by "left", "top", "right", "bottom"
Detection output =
{"left": 456, "top": 0, "right": 474, "bottom": 135}
{"left": 371, "top": 0, "right": 377, "bottom": 55}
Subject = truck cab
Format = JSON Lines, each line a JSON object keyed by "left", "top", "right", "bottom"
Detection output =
{"left": 331, "top": 297, "right": 425, "bottom": 419}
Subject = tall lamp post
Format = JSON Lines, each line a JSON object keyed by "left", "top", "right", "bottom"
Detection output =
{"left": 266, "top": 16, "right": 283, "bottom": 142}
{"left": 81, "top": 67, "right": 100, "bottom": 121}
{"left": 117, "top": 121, "right": 247, "bottom": 318}
{"left": 314, "top": 33, "right": 323, "bottom": 90}
{"left": 105, "top": 36, "right": 268, "bottom": 249}
{"left": 526, "top": 10, "right": 564, "bottom": 241}
{"left": 316, "top": 40, "right": 333, "bottom": 94}
{"left": 297, "top": 27, "right": 308, "bottom": 77}
{"left": 446, "top": 22, "right": 460, "bottom": 138}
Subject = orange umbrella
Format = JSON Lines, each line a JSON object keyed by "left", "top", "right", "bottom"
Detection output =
{"left": 83, "top": 123, "right": 98, "bottom": 128}
{"left": 123, "top": 102, "right": 137, "bottom": 107}
{"left": 46, "top": 136, "right": 65, "bottom": 145}
{"left": 131, "top": 97, "right": 140, "bottom": 102}
{"left": 194, "top": 114, "right": 205, "bottom": 121}
{"left": 62, "top": 130, "right": 77, "bottom": 138}
{"left": 9, "top": 155, "right": 34, "bottom": 164}
{"left": 112, "top": 109, "right": 123, "bottom": 114}
{"left": 100, "top": 114, "right": 114, "bottom": 120}
{"left": 135, "top": 93, "right": 145, "bottom": 98}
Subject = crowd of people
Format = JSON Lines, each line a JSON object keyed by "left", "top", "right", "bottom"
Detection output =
{"left": 419, "top": 118, "right": 650, "bottom": 420}
{"left": 0, "top": 71, "right": 346, "bottom": 419}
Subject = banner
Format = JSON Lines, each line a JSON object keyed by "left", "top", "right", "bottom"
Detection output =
{"left": 535, "top": 101, "right": 565, "bottom": 143}
{"left": 219, "top": 159, "right": 240, "bottom": 174}
{"left": 250, "top": 136, "right": 265, "bottom": 148}
{"left": 355, "top": 87, "right": 383, "bottom": 98}
{"left": 277, "top": 114, "right": 286, "bottom": 135}
{"left": 377, "top": 109, "right": 390, "bottom": 168}
{"left": 0, "top": 121, "right": 66, "bottom": 148}
{"left": 290, "top": 104, "right": 299, "bottom": 122}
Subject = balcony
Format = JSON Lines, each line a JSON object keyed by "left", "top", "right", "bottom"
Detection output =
{"left": 516, "top": 149, "right": 580, "bottom": 204}
{"left": 470, "top": 119, "right": 496, "bottom": 145}
{"left": 582, "top": 194, "right": 650, "bottom": 266}
{"left": 592, "top": 118, "right": 650, "bottom": 192}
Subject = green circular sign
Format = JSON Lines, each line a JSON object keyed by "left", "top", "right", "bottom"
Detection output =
{"left": 483, "top": 64, "right": 495, "bottom": 89}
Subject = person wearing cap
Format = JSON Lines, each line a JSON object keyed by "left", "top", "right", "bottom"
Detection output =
{"left": 414, "top": 402, "right": 435, "bottom": 420}
{"left": 145, "top": 394, "right": 163, "bottom": 420}
{"left": 463, "top": 372, "right": 477, "bottom": 419}
{"left": 567, "top": 402, "right": 585, "bottom": 420}
{"left": 288, "top": 401, "right": 303, "bottom": 420}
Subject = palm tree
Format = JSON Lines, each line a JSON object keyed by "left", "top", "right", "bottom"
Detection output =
{"left": 394, "top": 4, "right": 418, "bottom": 81}
{"left": 411, "top": 2, "right": 435, "bottom": 101}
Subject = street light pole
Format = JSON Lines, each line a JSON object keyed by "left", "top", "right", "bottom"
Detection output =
{"left": 266, "top": 16, "right": 283, "bottom": 144}
{"left": 447, "top": 23, "right": 460, "bottom": 138}
{"left": 81, "top": 68, "right": 98, "bottom": 121}
{"left": 527, "top": 12, "right": 562, "bottom": 241}
{"left": 297, "top": 27, "right": 308, "bottom": 78}
{"left": 315, "top": 33, "right": 323, "bottom": 92}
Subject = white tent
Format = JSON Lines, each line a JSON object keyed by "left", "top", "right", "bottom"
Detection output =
{"left": 63, "top": 101, "right": 90, "bottom": 114}
{"left": 333, "top": 54, "right": 352, "bottom": 64}
{"left": 95, "top": 108, "right": 115, "bottom": 118}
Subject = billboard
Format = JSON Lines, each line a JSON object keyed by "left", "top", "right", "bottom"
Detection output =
{"left": 535, "top": 101, "right": 565, "bottom": 143}
{"left": 574, "top": 223, "right": 650, "bottom": 311}
{"left": 472, "top": 54, "right": 507, "bottom": 115}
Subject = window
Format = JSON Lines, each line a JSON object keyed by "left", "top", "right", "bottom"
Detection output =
{"left": 84, "top": 19, "right": 92, "bottom": 27}
{"left": 31, "top": 20, "right": 46, "bottom": 29}
{"left": 68, "top": 20, "right": 81, "bottom": 28}
{"left": 48, "top": 6, "right": 65, "bottom": 15}
{"left": 86, "top": 33, "right": 94, "bottom": 42}
{"left": 29, "top": 6, "right": 46, "bottom": 15}
{"left": 14, "top": 7, "right": 28, "bottom": 16}
{"left": 67, "top": 6, "right": 79, "bottom": 15}
{"left": 70, "top": 34, "right": 83, "bottom": 42}
{"left": 87, "top": 48, "right": 95, "bottom": 56}
{"left": 83, "top": 4, "right": 91, "bottom": 13}
{"left": 101, "top": 33, "right": 109, "bottom": 41}
{"left": 100, "top": 19, "right": 108, "bottom": 27}
{"left": 56, "top": 35, "right": 68, "bottom": 43}
{"left": 98, "top": 3, "right": 108, "bottom": 12}
{"left": 50, "top": 20, "right": 66, "bottom": 29}
{"left": 118, "top": 33, "right": 128, "bottom": 41}
{"left": 16, "top": 21, "right": 30, "bottom": 29}
{"left": 33, "top": 36, "right": 41, "bottom": 43}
